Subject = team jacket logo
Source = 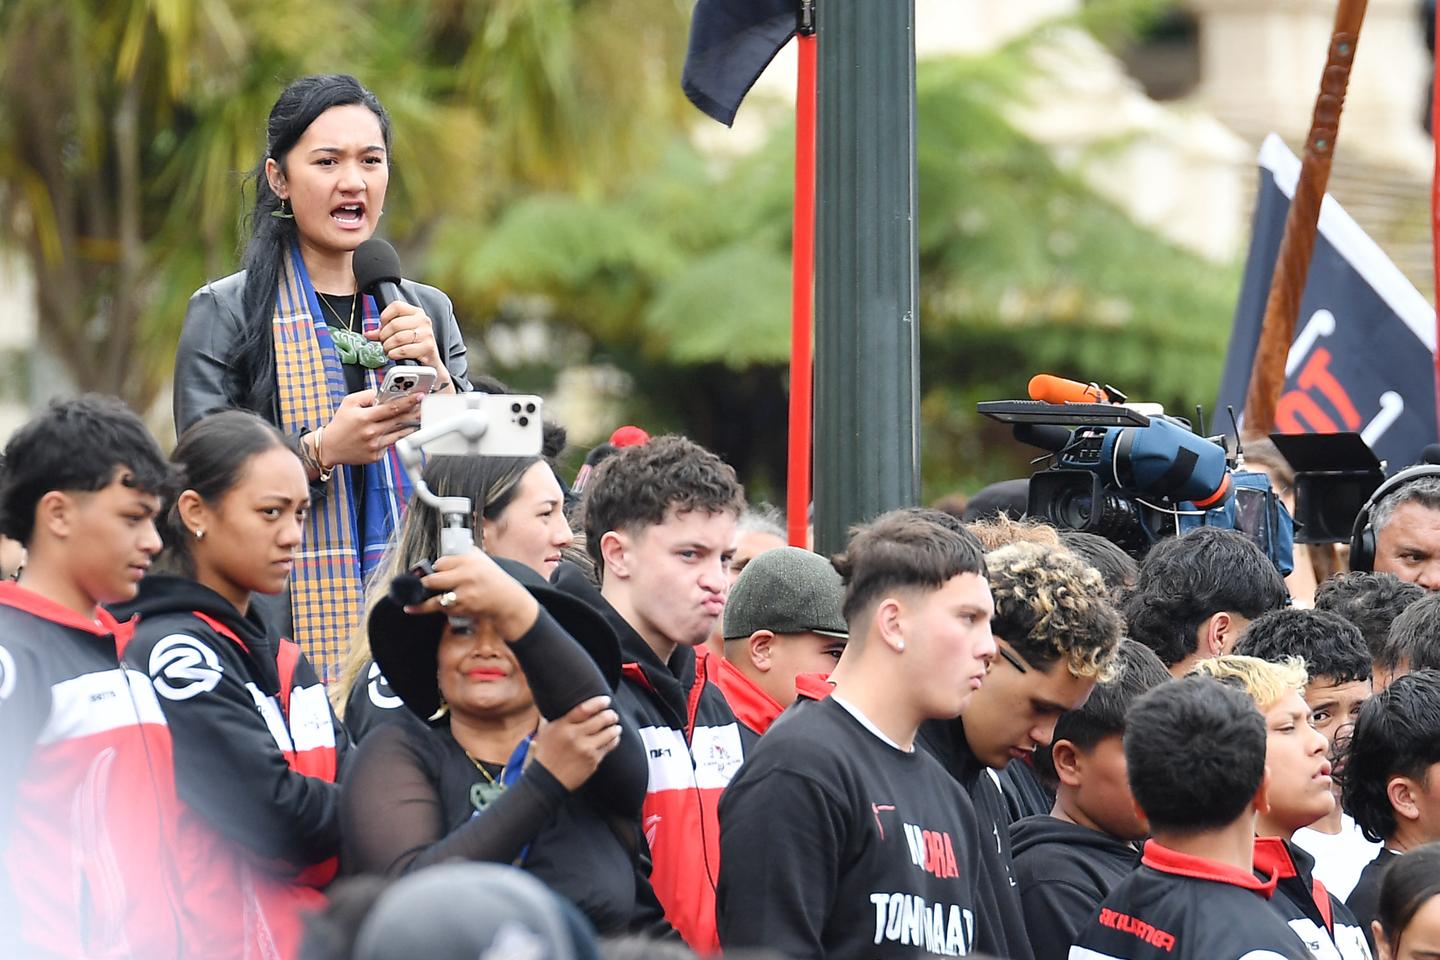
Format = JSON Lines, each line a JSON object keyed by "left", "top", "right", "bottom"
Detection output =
{"left": 904, "top": 823, "right": 959, "bottom": 879}
{"left": 870, "top": 892, "right": 975, "bottom": 956}
{"left": 366, "top": 661, "right": 403, "bottom": 709}
{"left": 0, "top": 644, "right": 14, "bottom": 701}
{"left": 1098, "top": 908, "right": 1177, "bottom": 952}
{"left": 149, "top": 634, "right": 223, "bottom": 700}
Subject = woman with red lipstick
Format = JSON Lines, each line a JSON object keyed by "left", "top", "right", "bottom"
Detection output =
{"left": 173, "top": 74, "right": 472, "bottom": 678}
{"left": 333, "top": 453, "right": 573, "bottom": 743}
{"left": 340, "top": 546, "right": 658, "bottom": 935}
{"left": 117, "top": 410, "right": 347, "bottom": 960}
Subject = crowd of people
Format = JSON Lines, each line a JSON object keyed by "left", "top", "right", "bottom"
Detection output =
{"left": 7, "top": 72, "right": 1440, "bottom": 960}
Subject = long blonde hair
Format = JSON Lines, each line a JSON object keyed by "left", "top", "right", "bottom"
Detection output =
{"left": 330, "top": 454, "right": 537, "bottom": 710}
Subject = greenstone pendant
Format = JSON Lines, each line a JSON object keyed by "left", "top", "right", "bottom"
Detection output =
{"left": 331, "top": 328, "right": 387, "bottom": 369}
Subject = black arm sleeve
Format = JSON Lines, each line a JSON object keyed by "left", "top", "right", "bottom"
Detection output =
{"left": 507, "top": 608, "right": 608, "bottom": 717}
{"left": 340, "top": 722, "right": 569, "bottom": 876}
{"left": 579, "top": 712, "right": 648, "bottom": 818}
{"left": 508, "top": 609, "right": 647, "bottom": 816}
{"left": 717, "top": 769, "right": 847, "bottom": 959}
{"left": 127, "top": 628, "right": 339, "bottom": 865}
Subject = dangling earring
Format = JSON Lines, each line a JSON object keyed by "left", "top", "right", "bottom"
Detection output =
{"left": 429, "top": 694, "right": 450, "bottom": 722}
{"left": 193, "top": 528, "right": 206, "bottom": 540}
{"left": 271, "top": 197, "right": 294, "bottom": 220}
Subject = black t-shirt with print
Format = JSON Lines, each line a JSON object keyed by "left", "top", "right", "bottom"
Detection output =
{"left": 718, "top": 696, "right": 1003, "bottom": 959}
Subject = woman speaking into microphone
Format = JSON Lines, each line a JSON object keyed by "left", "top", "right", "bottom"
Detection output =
{"left": 173, "top": 74, "right": 472, "bottom": 674}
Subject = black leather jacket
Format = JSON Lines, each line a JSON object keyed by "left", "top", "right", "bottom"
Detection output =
{"left": 173, "top": 270, "right": 473, "bottom": 433}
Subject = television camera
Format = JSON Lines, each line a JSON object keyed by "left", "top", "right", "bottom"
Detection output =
{"left": 979, "top": 375, "right": 1294, "bottom": 571}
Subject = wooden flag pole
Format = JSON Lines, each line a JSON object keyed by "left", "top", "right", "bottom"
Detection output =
{"left": 1244, "top": 0, "right": 1369, "bottom": 435}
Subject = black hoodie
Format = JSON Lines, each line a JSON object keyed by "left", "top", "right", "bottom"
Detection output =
{"left": 552, "top": 563, "right": 743, "bottom": 954}
{"left": 115, "top": 575, "right": 349, "bottom": 865}
{"left": 917, "top": 719, "right": 1036, "bottom": 960}
{"left": 1009, "top": 815, "right": 1142, "bottom": 960}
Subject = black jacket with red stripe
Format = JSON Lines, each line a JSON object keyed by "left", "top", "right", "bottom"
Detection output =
{"left": 1253, "top": 836, "right": 1373, "bottom": 960}
{"left": 553, "top": 564, "right": 744, "bottom": 954}
{"left": 115, "top": 576, "right": 349, "bottom": 960}
{"left": 1068, "top": 840, "right": 1314, "bottom": 960}
{"left": 0, "top": 581, "right": 186, "bottom": 959}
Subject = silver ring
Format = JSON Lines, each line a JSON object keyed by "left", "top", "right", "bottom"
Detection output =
{"left": 437, "top": 590, "right": 458, "bottom": 609}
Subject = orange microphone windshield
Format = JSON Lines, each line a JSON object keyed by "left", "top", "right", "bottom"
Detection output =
{"left": 1028, "top": 374, "right": 1105, "bottom": 405}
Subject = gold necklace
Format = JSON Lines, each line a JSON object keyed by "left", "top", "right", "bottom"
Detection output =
{"left": 467, "top": 752, "right": 504, "bottom": 786}
{"left": 316, "top": 291, "right": 358, "bottom": 333}
{"left": 466, "top": 753, "right": 507, "bottom": 812}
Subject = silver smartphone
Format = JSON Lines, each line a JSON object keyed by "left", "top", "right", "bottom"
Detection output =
{"left": 419, "top": 394, "right": 544, "bottom": 457}
{"left": 376, "top": 365, "right": 438, "bottom": 405}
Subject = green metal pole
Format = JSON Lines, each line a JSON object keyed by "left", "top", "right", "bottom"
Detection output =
{"left": 813, "top": 0, "right": 920, "bottom": 557}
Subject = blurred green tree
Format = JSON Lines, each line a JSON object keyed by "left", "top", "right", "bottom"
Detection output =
{"left": 0, "top": 0, "right": 687, "bottom": 411}
{"left": 0, "top": 0, "right": 1240, "bottom": 503}
{"left": 429, "top": 50, "right": 1241, "bottom": 499}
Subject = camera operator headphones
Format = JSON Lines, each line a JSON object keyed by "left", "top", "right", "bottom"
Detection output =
{"left": 1349, "top": 463, "right": 1440, "bottom": 572}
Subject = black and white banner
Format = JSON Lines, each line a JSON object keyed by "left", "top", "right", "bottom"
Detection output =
{"left": 1217, "top": 134, "right": 1438, "bottom": 473}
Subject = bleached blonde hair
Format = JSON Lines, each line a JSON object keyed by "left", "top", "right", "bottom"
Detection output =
{"left": 986, "top": 541, "right": 1122, "bottom": 682}
{"left": 1189, "top": 655, "right": 1309, "bottom": 711}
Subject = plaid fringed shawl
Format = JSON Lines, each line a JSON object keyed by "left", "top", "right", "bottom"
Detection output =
{"left": 272, "top": 246, "right": 413, "bottom": 677}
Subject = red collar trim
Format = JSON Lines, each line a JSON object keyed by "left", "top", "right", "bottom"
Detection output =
{"left": 0, "top": 581, "right": 127, "bottom": 637}
{"left": 1141, "top": 839, "right": 1280, "bottom": 898}
{"left": 700, "top": 649, "right": 783, "bottom": 735}
{"left": 1252, "top": 836, "right": 1300, "bottom": 880}
{"left": 794, "top": 671, "right": 835, "bottom": 702}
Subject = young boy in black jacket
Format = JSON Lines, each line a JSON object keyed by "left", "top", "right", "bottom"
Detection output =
{"left": 920, "top": 540, "right": 1124, "bottom": 960}
{"left": 1193, "top": 655, "right": 1373, "bottom": 960}
{"left": 1010, "top": 639, "right": 1170, "bottom": 960}
{"left": 1069, "top": 674, "right": 1312, "bottom": 960}
{"left": 717, "top": 510, "right": 1003, "bottom": 959}
{"left": 1236, "top": 608, "right": 1379, "bottom": 902}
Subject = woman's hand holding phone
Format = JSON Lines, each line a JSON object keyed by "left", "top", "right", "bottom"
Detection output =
{"left": 318, "top": 388, "right": 422, "bottom": 466}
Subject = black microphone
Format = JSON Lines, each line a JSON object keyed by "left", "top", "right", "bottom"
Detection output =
{"left": 353, "top": 237, "right": 408, "bottom": 312}
{"left": 353, "top": 238, "right": 416, "bottom": 365}
{"left": 1423, "top": 443, "right": 1440, "bottom": 465}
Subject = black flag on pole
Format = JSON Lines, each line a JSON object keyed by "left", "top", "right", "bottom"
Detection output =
{"left": 682, "top": 0, "right": 799, "bottom": 126}
{"left": 1217, "top": 134, "right": 1438, "bottom": 473}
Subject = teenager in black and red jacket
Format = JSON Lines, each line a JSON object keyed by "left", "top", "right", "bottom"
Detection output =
{"left": 1069, "top": 675, "right": 1312, "bottom": 960}
{"left": 1192, "top": 655, "right": 1372, "bottom": 960}
{"left": 569, "top": 435, "right": 748, "bottom": 953}
{"left": 0, "top": 395, "right": 185, "bottom": 959}
{"left": 116, "top": 411, "right": 346, "bottom": 960}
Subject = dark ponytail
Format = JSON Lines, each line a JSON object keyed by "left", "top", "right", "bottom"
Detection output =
{"left": 159, "top": 410, "right": 293, "bottom": 577}
{"left": 229, "top": 74, "right": 393, "bottom": 416}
